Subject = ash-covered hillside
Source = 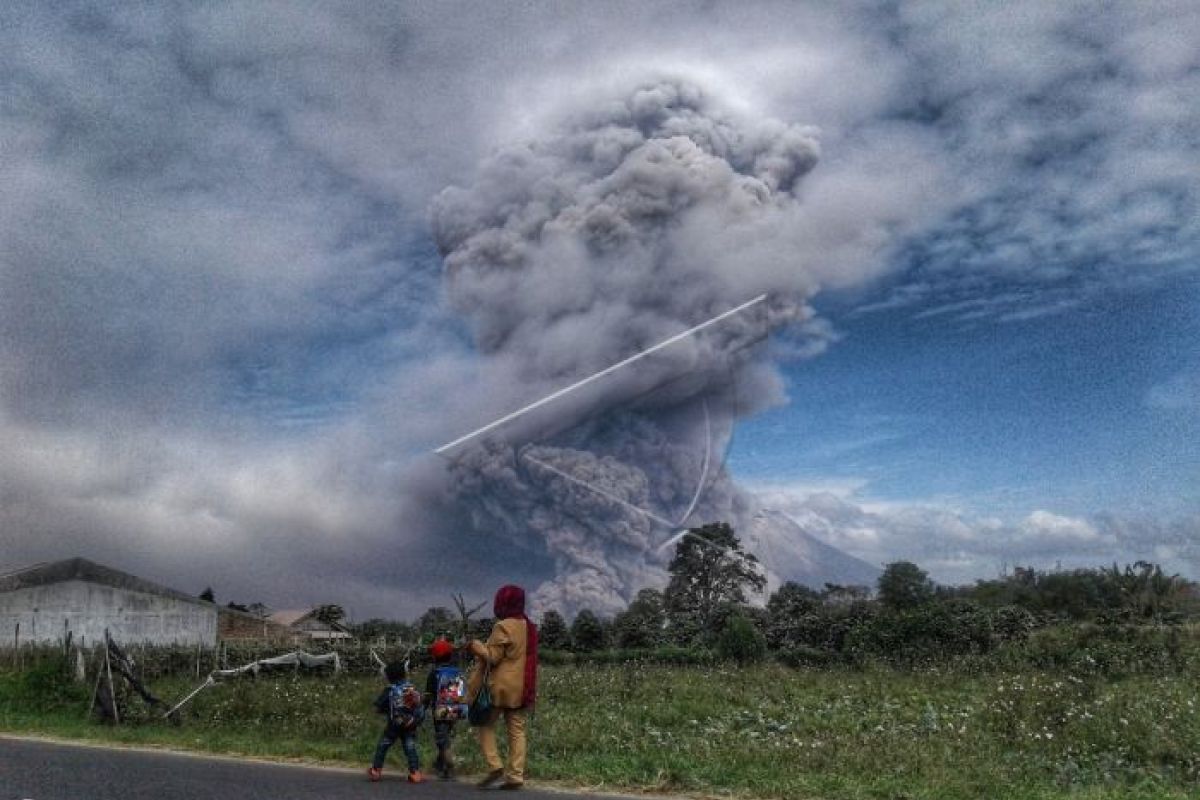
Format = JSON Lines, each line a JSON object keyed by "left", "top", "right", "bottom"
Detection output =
{"left": 739, "top": 507, "right": 880, "bottom": 595}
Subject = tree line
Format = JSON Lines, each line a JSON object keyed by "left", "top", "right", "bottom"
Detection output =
{"left": 289, "top": 522, "right": 1200, "bottom": 666}
{"left": 528, "top": 524, "right": 1200, "bottom": 665}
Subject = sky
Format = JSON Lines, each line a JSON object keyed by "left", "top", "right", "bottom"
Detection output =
{"left": 0, "top": 1, "right": 1197, "bottom": 618}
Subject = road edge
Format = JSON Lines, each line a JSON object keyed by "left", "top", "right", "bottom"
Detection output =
{"left": 0, "top": 732, "right": 736, "bottom": 800}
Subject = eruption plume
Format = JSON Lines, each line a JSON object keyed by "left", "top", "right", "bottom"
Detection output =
{"left": 430, "top": 80, "right": 864, "bottom": 613}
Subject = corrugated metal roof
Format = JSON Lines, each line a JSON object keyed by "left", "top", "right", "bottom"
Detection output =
{"left": 266, "top": 609, "right": 353, "bottom": 636}
{"left": 0, "top": 557, "right": 214, "bottom": 609}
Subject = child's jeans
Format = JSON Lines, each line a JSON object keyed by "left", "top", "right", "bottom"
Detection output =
{"left": 433, "top": 720, "right": 454, "bottom": 763}
{"left": 373, "top": 721, "right": 419, "bottom": 772}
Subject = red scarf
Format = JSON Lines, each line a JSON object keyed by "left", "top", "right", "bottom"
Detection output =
{"left": 493, "top": 584, "right": 538, "bottom": 708}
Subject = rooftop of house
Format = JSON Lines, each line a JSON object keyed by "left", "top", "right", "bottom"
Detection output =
{"left": 267, "top": 609, "right": 353, "bottom": 635}
{"left": 0, "top": 557, "right": 213, "bottom": 609}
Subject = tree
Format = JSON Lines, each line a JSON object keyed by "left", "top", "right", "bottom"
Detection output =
{"left": 821, "top": 583, "right": 871, "bottom": 608}
{"left": 1123, "top": 560, "right": 1187, "bottom": 620}
{"left": 313, "top": 604, "right": 347, "bottom": 626}
{"left": 471, "top": 616, "right": 495, "bottom": 641}
{"left": 765, "top": 581, "right": 822, "bottom": 648}
{"left": 246, "top": 602, "right": 271, "bottom": 619}
{"left": 417, "top": 606, "right": 456, "bottom": 638}
{"left": 664, "top": 522, "right": 766, "bottom": 637}
{"left": 452, "top": 593, "right": 487, "bottom": 645}
{"left": 878, "top": 561, "right": 935, "bottom": 611}
{"left": 570, "top": 609, "right": 606, "bottom": 652}
{"left": 612, "top": 589, "right": 666, "bottom": 649}
{"left": 539, "top": 610, "right": 571, "bottom": 650}
{"left": 355, "top": 618, "right": 414, "bottom": 643}
{"left": 199, "top": 587, "right": 215, "bottom": 603}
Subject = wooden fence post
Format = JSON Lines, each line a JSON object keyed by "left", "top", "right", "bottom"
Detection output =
{"left": 86, "top": 646, "right": 104, "bottom": 720}
{"left": 74, "top": 646, "right": 86, "bottom": 683}
{"left": 103, "top": 629, "right": 119, "bottom": 725}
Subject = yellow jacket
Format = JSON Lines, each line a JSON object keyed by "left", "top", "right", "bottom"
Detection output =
{"left": 468, "top": 617, "right": 529, "bottom": 709}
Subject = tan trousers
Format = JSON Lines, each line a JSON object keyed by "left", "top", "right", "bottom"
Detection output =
{"left": 477, "top": 707, "right": 528, "bottom": 784}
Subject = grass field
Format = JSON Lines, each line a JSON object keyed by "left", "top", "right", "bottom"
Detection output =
{"left": 3, "top": 659, "right": 1199, "bottom": 799}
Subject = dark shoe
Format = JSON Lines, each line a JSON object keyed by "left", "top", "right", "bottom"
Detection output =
{"left": 476, "top": 769, "right": 504, "bottom": 788}
{"left": 499, "top": 781, "right": 524, "bottom": 790}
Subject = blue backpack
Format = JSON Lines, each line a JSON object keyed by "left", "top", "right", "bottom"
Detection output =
{"left": 432, "top": 665, "right": 469, "bottom": 722}
{"left": 388, "top": 681, "right": 425, "bottom": 729}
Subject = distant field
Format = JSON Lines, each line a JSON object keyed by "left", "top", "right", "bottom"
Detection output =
{"left": 3, "top": 659, "right": 1199, "bottom": 800}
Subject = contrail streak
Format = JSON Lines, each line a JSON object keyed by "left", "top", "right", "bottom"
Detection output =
{"left": 672, "top": 398, "right": 712, "bottom": 529}
{"left": 655, "top": 529, "right": 729, "bottom": 556}
{"left": 524, "top": 450, "right": 741, "bottom": 560}
{"left": 434, "top": 294, "right": 768, "bottom": 455}
{"left": 520, "top": 451, "right": 677, "bottom": 529}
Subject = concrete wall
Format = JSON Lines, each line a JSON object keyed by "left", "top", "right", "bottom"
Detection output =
{"left": 0, "top": 579, "right": 217, "bottom": 647}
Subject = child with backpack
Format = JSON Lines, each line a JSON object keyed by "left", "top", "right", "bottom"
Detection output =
{"left": 425, "top": 637, "right": 469, "bottom": 780}
{"left": 368, "top": 661, "right": 426, "bottom": 783}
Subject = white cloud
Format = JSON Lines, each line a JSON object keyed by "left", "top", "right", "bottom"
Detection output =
{"left": 1147, "top": 369, "right": 1200, "bottom": 411}
{"left": 750, "top": 478, "right": 871, "bottom": 503}
{"left": 1017, "top": 510, "right": 1110, "bottom": 546}
{"left": 753, "top": 482, "right": 1199, "bottom": 586}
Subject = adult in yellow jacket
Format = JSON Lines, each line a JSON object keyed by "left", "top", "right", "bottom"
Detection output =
{"left": 467, "top": 584, "right": 539, "bottom": 790}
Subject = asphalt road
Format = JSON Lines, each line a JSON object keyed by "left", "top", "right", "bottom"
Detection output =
{"left": 0, "top": 737, "right": 587, "bottom": 800}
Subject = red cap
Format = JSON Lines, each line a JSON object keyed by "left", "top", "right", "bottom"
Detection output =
{"left": 429, "top": 638, "right": 454, "bottom": 661}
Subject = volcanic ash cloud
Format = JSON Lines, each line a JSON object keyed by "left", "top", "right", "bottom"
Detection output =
{"left": 429, "top": 80, "right": 848, "bottom": 614}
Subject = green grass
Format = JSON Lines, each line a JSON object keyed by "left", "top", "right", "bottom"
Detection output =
{"left": 3, "top": 660, "right": 1199, "bottom": 799}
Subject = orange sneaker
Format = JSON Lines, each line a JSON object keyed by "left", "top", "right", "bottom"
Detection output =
{"left": 408, "top": 770, "right": 427, "bottom": 784}
{"left": 367, "top": 767, "right": 382, "bottom": 782}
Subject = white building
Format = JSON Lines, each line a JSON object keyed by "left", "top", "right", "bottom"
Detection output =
{"left": 0, "top": 557, "right": 217, "bottom": 647}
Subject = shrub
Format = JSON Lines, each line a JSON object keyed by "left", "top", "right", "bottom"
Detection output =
{"left": 716, "top": 614, "right": 767, "bottom": 665}
{"left": 776, "top": 644, "right": 841, "bottom": 668}
{"left": 0, "top": 656, "right": 88, "bottom": 714}
{"left": 537, "top": 649, "right": 577, "bottom": 666}
{"left": 1006, "top": 623, "right": 1198, "bottom": 677}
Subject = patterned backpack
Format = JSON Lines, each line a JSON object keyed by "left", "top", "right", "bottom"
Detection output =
{"left": 388, "top": 681, "right": 425, "bottom": 729}
{"left": 432, "top": 665, "right": 469, "bottom": 721}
